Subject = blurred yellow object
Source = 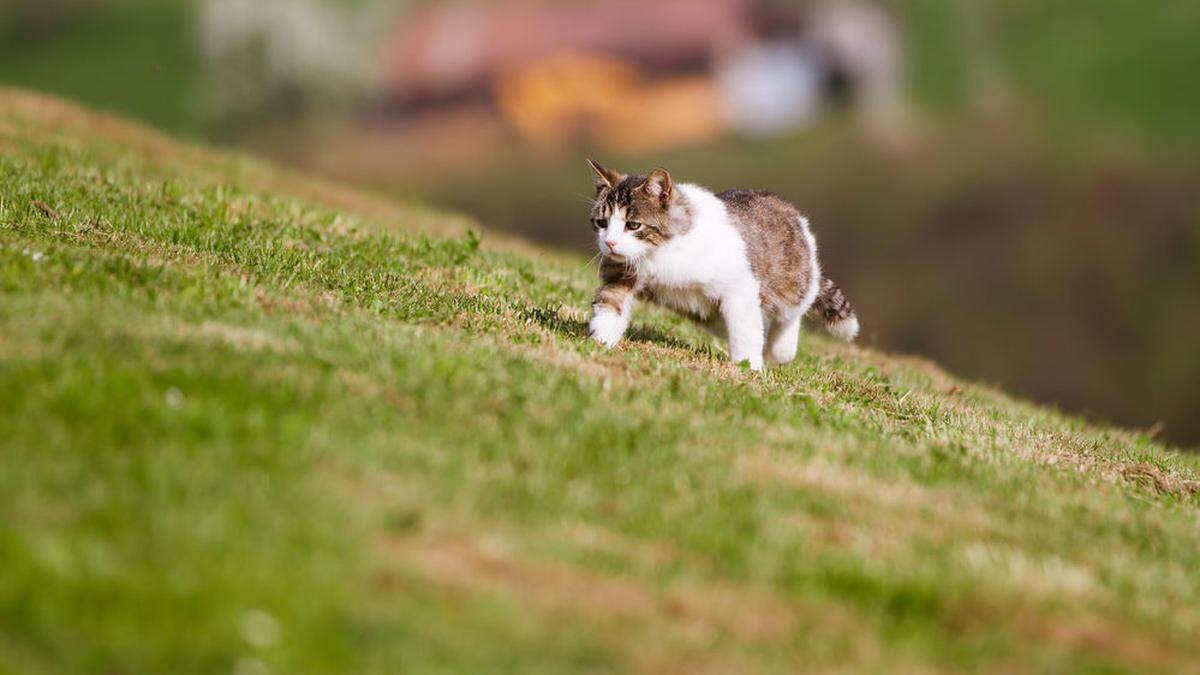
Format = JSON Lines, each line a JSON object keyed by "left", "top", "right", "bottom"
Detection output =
{"left": 596, "top": 76, "right": 724, "bottom": 153}
{"left": 495, "top": 54, "right": 723, "bottom": 153}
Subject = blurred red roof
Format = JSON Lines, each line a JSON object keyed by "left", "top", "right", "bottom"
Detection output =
{"left": 384, "top": 0, "right": 753, "bottom": 99}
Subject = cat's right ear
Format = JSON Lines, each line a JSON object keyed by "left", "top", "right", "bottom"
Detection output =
{"left": 587, "top": 159, "right": 623, "bottom": 191}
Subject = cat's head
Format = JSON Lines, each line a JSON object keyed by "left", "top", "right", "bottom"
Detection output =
{"left": 587, "top": 159, "right": 689, "bottom": 263}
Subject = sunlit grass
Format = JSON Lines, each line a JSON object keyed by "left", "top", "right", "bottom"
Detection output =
{"left": 1, "top": 89, "right": 1199, "bottom": 674}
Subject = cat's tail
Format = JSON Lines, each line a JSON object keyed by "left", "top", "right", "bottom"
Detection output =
{"left": 808, "top": 277, "right": 860, "bottom": 342}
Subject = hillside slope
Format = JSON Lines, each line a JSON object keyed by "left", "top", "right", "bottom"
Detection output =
{"left": 1, "top": 89, "right": 1199, "bottom": 674}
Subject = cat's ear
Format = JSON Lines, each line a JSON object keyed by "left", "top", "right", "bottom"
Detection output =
{"left": 643, "top": 168, "right": 673, "bottom": 204}
{"left": 587, "top": 159, "right": 623, "bottom": 190}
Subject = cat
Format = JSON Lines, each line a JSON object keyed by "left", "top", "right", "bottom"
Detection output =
{"left": 585, "top": 159, "right": 858, "bottom": 371}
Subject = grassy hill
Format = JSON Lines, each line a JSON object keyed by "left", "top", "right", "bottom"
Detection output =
{"left": 2, "top": 88, "right": 1199, "bottom": 674}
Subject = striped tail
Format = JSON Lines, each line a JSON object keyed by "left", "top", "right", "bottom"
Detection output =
{"left": 808, "top": 277, "right": 859, "bottom": 342}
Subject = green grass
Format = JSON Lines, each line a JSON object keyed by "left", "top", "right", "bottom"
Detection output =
{"left": 2, "top": 88, "right": 1200, "bottom": 674}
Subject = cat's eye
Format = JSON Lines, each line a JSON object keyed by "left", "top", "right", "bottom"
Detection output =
{"left": 591, "top": 218, "right": 606, "bottom": 230}
{"left": 626, "top": 222, "right": 644, "bottom": 232}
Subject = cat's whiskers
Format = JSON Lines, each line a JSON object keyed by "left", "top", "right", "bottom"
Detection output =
{"left": 575, "top": 252, "right": 602, "bottom": 274}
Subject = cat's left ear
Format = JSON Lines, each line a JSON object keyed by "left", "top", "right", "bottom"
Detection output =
{"left": 587, "top": 159, "right": 623, "bottom": 191}
{"left": 643, "top": 168, "right": 673, "bottom": 205}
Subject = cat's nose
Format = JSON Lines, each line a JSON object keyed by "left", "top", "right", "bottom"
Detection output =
{"left": 604, "top": 239, "right": 618, "bottom": 251}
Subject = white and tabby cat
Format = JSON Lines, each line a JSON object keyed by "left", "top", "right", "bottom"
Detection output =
{"left": 586, "top": 160, "right": 858, "bottom": 371}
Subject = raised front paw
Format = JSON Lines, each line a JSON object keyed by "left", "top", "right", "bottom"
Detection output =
{"left": 589, "top": 311, "right": 625, "bottom": 348}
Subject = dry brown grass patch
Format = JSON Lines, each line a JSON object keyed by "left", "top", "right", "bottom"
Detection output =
{"left": 382, "top": 534, "right": 796, "bottom": 644}
{"left": 1122, "top": 462, "right": 1200, "bottom": 497}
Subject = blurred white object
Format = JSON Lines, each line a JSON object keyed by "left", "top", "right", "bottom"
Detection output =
{"left": 809, "top": 1, "right": 912, "bottom": 144}
{"left": 198, "top": 0, "right": 384, "bottom": 126}
{"left": 717, "top": 42, "right": 823, "bottom": 135}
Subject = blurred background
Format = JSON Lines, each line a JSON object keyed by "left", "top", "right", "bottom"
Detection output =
{"left": 2, "top": 0, "right": 1197, "bottom": 448}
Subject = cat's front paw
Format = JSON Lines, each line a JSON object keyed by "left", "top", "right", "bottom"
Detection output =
{"left": 589, "top": 311, "right": 625, "bottom": 348}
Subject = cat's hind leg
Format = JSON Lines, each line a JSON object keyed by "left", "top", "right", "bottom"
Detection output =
{"left": 766, "top": 315, "right": 802, "bottom": 366}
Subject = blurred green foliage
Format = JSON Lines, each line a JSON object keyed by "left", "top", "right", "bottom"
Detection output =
{"left": 897, "top": 0, "right": 1200, "bottom": 149}
{"left": 0, "top": 1, "right": 200, "bottom": 136}
{"left": 994, "top": 0, "right": 1200, "bottom": 149}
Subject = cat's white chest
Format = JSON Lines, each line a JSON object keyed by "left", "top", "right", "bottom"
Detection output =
{"left": 634, "top": 184, "right": 756, "bottom": 314}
